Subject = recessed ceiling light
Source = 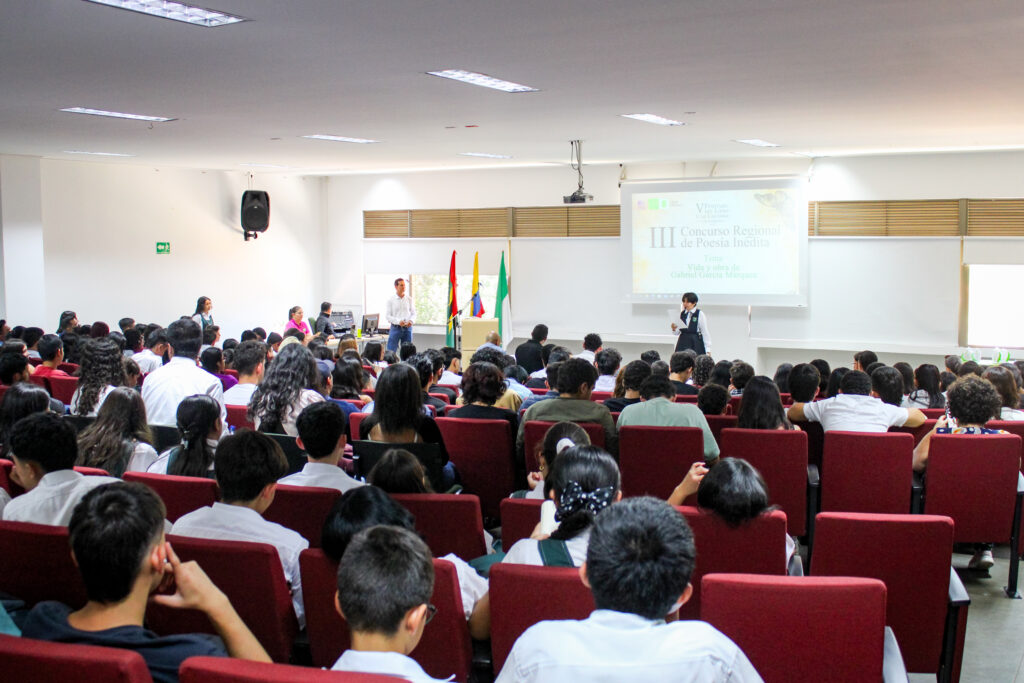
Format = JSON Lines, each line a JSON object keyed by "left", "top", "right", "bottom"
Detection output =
{"left": 82, "top": 0, "right": 246, "bottom": 27}
{"left": 302, "top": 134, "right": 379, "bottom": 144}
{"left": 458, "top": 152, "right": 512, "bottom": 159}
{"left": 60, "top": 106, "right": 175, "bottom": 122}
{"left": 63, "top": 150, "right": 135, "bottom": 157}
{"left": 734, "top": 139, "right": 781, "bottom": 148}
{"left": 621, "top": 113, "right": 685, "bottom": 126}
{"left": 426, "top": 69, "right": 539, "bottom": 93}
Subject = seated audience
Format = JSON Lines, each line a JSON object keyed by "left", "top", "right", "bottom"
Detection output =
{"left": 772, "top": 363, "right": 793, "bottom": 394}
{"left": 147, "top": 395, "right": 220, "bottom": 478}
{"left": 411, "top": 354, "right": 447, "bottom": 413}
{"left": 142, "top": 319, "right": 226, "bottom": 434}
{"left": 787, "top": 363, "right": 821, "bottom": 404}
{"left": 449, "top": 361, "right": 519, "bottom": 431}
{"left": 958, "top": 360, "right": 982, "bottom": 377}
{"left": 736, "top": 376, "right": 794, "bottom": 430}
{"left": 810, "top": 358, "right": 831, "bottom": 395}
{"left": 249, "top": 343, "right": 324, "bottom": 436}
{"left": 650, "top": 359, "right": 670, "bottom": 377}
{"left": 696, "top": 383, "right": 730, "bottom": 417}
{"left": 124, "top": 328, "right": 144, "bottom": 356}
{"left": 133, "top": 328, "right": 168, "bottom": 374}
{"left": 57, "top": 310, "right": 78, "bottom": 336}
{"left": 515, "top": 324, "right": 547, "bottom": 374}
{"left": 707, "top": 360, "right": 732, "bottom": 388}
{"left": 439, "top": 346, "right": 463, "bottom": 385}
{"left": 604, "top": 360, "right": 651, "bottom": 413}
{"left": 640, "top": 350, "right": 661, "bottom": 365}
{"left": 496, "top": 496, "right": 760, "bottom": 683}
{"left": 0, "top": 384, "right": 51, "bottom": 454}
{"left": 728, "top": 361, "right": 755, "bottom": 396}
{"left": 31, "top": 334, "right": 70, "bottom": 378}
{"left": 478, "top": 331, "right": 504, "bottom": 353}
{"left": 668, "top": 352, "right": 698, "bottom": 395}
{"left": 939, "top": 370, "right": 957, "bottom": 393}
{"left": 2, "top": 413, "right": 117, "bottom": 525}
{"left": 171, "top": 430, "right": 308, "bottom": 627}
{"left": 368, "top": 448, "right": 434, "bottom": 494}
{"left": 870, "top": 366, "right": 905, "bottom": 407}
{"left": 199, "top": 347, "right": 237, "bottom": 391}
{"left": 853, "top": 350, "right": 878, "bottom": 372}
{"left": 527, "top": 346, "right": 570, "bottom": 386}
{"left": 593, "top": 348, "right": 622, "bottom": 393}
{"left": 944, "top": 354, "right": 962, "bottom": 376}
{"left": 222, "top": 340, "right": 266, "bottom": 407}
{"left": 425, "top": 349, "right": 458, "bottom": 402}
{"left": 824, "top": 367, "right": 850, "bottom": 398}
{"left": 520, "top": 361, "right": 562, "bottom": 411}
{"left": 279, "top": 401, "right": 364, "bottom": 492}
{"left": 618, "top": 375, "right": 719, "bottom": 464}
{"left": 330, "top": 356, "right": 372, "bottom": 403}
{"left": 77, "top": 387, "right": 158, "bottom": 477}
{"left": 788, "top": 369, "right": 926, "bottom": 433}
{"left": 577, "top": 333, "right": 602, "bottom": 364}
{"left": 399, "top": 342, "right": 417, "bottom": 362}
{"left": 21, "top": 482, "right": 270, "bottom": 681}
{"left": 982, "top": 366, "right": 1024, "bottom": 420}
{"left": 893, "top": 362, "right": 914, "bottom": 399}
{"left": 71, "top": 337, "right": 126, "bottom": 417}
{"left": 515, "top": 422, "right": 591, "bottom": 500}
{"left": 23, "top": 327, "right": 44, "bottom": 359}
{"left": 692, "top": 354, "right": 714, "bottom": 387}
{"left": 903, "top": 363, "right": 945, "bottom": 409}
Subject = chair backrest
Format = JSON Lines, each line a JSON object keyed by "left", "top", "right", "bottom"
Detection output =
{"left": 590, "top": 391, "right": 612, "bottom": 402}
{"left": 728, "top": 395, "right": 743, "bottom": 413}
{"left": 262, "top": 433, "right": 307, "bottom": 475}
{"left": 719, "top": 428, "right": 809, "bottom": 536}
{"left": 427, "top": 392, "right": 451, "bottom": 405}
{"left": 180, "top": 656, "right": 399, "bottom": 682}
{"left": 888, "top": 418, "right": 938, "bottom": 446}
{"left": 921, "top": 408, "right": 946, "bottom": 418}
{"left": 988, "top": 420, "right": 1024, "bottom": 545}
{"left": 0, "top": 458, "right": 23, "bottom": 497}
{"left": 338, "top": 398, "right": 366, "bottom": 410}
{"left": 391, "top": 494, "right": 486, "bottom": 561}
{"left": 673, "top": 394, "right": 698, "bottom": 403}
{"left": 676, "top": 506, "right": 788, "bottom": 619}
{"left": 48, "top": 375, "right": 79, "bottom": 405}
{"left": 923, "top": 433, "right": 1022, "bottom": 543}
{"left": 73, "top": 465, "right": 110, "bottom": 476}
{"left": 263, "top": 484, "right": 340, "bottom": 548}
{"left": 701, "top": 574, "right": 887, "bottom": 683}
{"left": 62, "top": 415, "right": 96, "bottom": 434}
{"left": 350, "top": 441, "right": 444, "bottom": 493}
{"left": 437, "top": 383, "right": 461, "bottom": 396}
{"left": 790, "top": 419, "right": 825, "bottom": 468}
{"left": 436, "top": 417, "right": 515, "bottom": 519}
{"left": 499, "top": 498, "right": 544, "bottom": 551}
{"left": 0, "top": 521, "right": 87, "bottom": 608}
{"left": 812, "top": 512, "right": 955, "bottom": 674}
{"left": 58, "top": 362, "right": 80, "bottom": 374}
{"left": 299, "top": 549, "right": 472, "bottom": 681}
{"left": 489, "top": 562, "right": 595, "bottom": 673}
{"left": 349, "top": 412, "right": 367, "bottom": 441}
{"left": 122, "top": 472, "right": 219, "bottom": 523}
{"left": 29, "top": 374, "right": 50, "bottom": 392}
{"left": 617, "top": 426, "right": 704, "bottom": 499}
{"left": 820, "top": 431, "right": 914, "bottom": 514}
{"left": 148, "top": 424, "right": 182, "bottom": 453}
{"left": 225, "top": 404, "right": 254, "bottom": 430}
{"left": 522, "top": 421, "right": 605, "bottom": 473}
{"left": 0, "top": 634, "right": 153, "bottom": 683}
{"left": 703, "top": 414, "right": 738, "bottom": 443}
{"left": 151, "top": 535, "right": 298, "bottom": 663}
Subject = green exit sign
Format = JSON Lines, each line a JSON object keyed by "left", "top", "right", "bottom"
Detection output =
{"left": 156, "top": 242, "right": 171, "bottom": 255}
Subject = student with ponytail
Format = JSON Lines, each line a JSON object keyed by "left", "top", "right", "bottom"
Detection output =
{"left": 512, "top": 421, "right": 590, "bottom": 500}
{"left": 147, "top": 394, "right": 221, "bottom": 478}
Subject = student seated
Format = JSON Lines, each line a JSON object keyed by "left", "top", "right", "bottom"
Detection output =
{"left": 735, "top": 376, "right": 795, "bottom": 431}
{"left": 76, "top": 387, "right": 159, "bottom": 477}
{"left": 321, "top": 486, "right": 489, "bottom": 640}
{"left": 697, "top": 383, "right": 730, "bottom": 417}
{"left": 603, "top": 360, "right": 651, "bottom": 413}
{"left": 21, "top": 482, "right": 270, "bottom": 683}
{"left": 331, "top": 525, "right": 449, "bottom": 681}
{"left": 618, "top": 376, "right": 719, "bottom": 464}
{"left": 787, "top": 369, "right": 926, "bottom": 433}
{"left": 222, "top": 340, "right": 265, "bottom": 407}
{"left": 2, "top": 413, "right": 117, "bottom": 525}
{"left": 787, "top": 363, "right": 821, "bottom": 404}
{"left": 496, "top": 496, "right": 761, "bottom": 682}
{"left": 279, "top": 401, "right": 364, "bottom": 493}
{"left": 514, "top": 422, "right": 591, "bottom": 500}
{"left": 902, "top": 364, "right": 945, "bottom": 409}
{"left": 31, "top": 334, "right": 70, "bottom": 378}
{"left": 170, "top": 430, "right": 309, "bottom": 627}
{"left": 449, "top": 361, "right": 519, "bottom": 432}
{"left": 147, "top": 395, "right": 221, "bottom": 478}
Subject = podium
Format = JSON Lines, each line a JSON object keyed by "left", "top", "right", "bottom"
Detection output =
{"left": 460, "top": 317, "right": 500, "bottom": 352}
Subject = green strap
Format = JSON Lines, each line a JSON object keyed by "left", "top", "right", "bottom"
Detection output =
{"left": 537, "top": 538, "right": 574, "bottom": 567}
{"left": 510, "top": 490, "right": 529, "bottom": 499}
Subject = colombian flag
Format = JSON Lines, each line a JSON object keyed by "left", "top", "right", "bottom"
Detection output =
{"left": 471, "top": 252, "right": 485, "bottom": 317}
{"left": 445, "top": 251, "right": 457, "bottom": 346}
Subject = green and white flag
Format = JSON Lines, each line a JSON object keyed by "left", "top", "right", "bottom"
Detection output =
{"left": 496, "top": 252, "right": 511, "bottom": 348}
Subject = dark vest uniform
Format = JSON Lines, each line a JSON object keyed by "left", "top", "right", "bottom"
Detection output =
{"left": 675, "top": 309, "right": 706, "bottom": 354}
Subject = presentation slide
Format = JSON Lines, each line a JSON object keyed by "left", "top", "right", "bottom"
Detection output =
{"left": 620, "top": 177, "right": 808, "bottom": 306}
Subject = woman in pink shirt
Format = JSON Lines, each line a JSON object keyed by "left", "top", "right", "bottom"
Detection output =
{"left": 284, "top": 306, "right": 311, "bottom": 336}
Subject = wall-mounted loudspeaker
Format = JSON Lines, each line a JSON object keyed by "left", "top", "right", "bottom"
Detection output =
{"left": 241, "top": 190, "right": 270, "bottom": 240}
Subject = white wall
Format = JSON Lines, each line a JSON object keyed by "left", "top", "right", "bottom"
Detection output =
{"left": 0, "top": 156, "right": 46, "bottom": 327}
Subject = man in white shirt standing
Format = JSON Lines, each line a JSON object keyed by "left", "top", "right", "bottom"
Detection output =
{"left": 171, "top": 431, "right": 309, "bottom": 628}
{"left": 497, "top": 497, "right": 762, "bottom": 683}
{"left": 787, "top": 369, "right": 926, "bottom": 433}
{"left": 280, "top": 402, "right": 364, "bottom": 493}
{"left": 222, "top": 340, "right": 266, "bottom": 407}
{"left": 142, "top": 319, "right": 227, "bottom": 434}
{"left": 385, "top": 277, "right": 415, "bottom": 353}
{"left": 2, "top": 413, "right": 118, "bottom": 525}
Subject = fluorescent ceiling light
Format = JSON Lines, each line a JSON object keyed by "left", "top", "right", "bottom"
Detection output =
{"left": 458, "top": 152, "right": 512, "bottom": 159}
{"left": 621, "top": 113, "right": 684, "bottom": 126}
{"left": 302, "top": 134, "right": 379, "bottom": 144}
{"left": 426, "top": 69, "right": 539, "bottom": 93}
{"left": 63, "top": 150, "right": 134, "bottom": 157}
{"left": 82, "top": 0, "right": 246, "bottom": 27}
{"left": 61, "top": 106, "right": 175, "bottom": 122}
{"left": 734, "top": 138, "right": 781, "bottom": 148}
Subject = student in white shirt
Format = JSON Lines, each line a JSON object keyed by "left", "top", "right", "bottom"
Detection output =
{"left": 330, "top": 525, "right": 453, "bottom": 682}
{"left": 497, "top": 497, "right": 762, "bottom": 683}
{"left": 983, "top": 366, "right": 1024, "bottom": 421}
{"left": 576, "top": 333, "right": 602, "bottom": 365}
{"left": 592, "top": 348, "right": 621, "bottom": 394}
{"left": 171, "top": 430, "right": 309, "bottom": 627}
{"left": 279, "top": 401, "right": 364, "bottom": 493}
{"left": 142, "top": 318, "right": 227, "bottom": 435}
{"left": 249, "top": 343, "right": 325, "bottom": 437}
{"left": 787, "top": 370, "right": 926, "bottom": 433}
{"left": 76, "top": 387, "right": 159, "bottom": 477}
{"left": 2, "top": 413, "right": 118, "bottom": 525}
{"left": 147, "top": 395, "right": 221, "bottom": 478}
{"left": 132, "top": 329, "right": 168, "bottom": 375}
{"left": 222, "top": 340, "right": 266, "bottom": 407}
{"left": 438, "top": 347, "right": 462, "bottom": 386}
{"left": 71, "top": 337, "right": 125, "bottom": 417}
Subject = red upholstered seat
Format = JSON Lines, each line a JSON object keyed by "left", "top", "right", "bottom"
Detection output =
{"left": 48, "top": 375, "right": 79, "bottom": 405}
{"left": 790, "top": 419, "right": 825, "bottom": 468}
{"left": 701, "top": 574, "right": 891, "bottom": 683}
{"left": 0, "top": 521, "right": 87, "bottom": 608}
{"left": 0, "top": 633, "right": 153, "bottom": 683}
{"left": 436, "top": 417, "right": 515, "bottom": 519}
{"left": 719, "top": 428, "right": 810, "bottom": 536}
{"left": 29, "top": 374, "right": 50, "bottom": 392}
{"left": 590, "top": 391, "right": 612, "bottom": 402}
{"left": 522, "top": 421, "right": 605, "bottom": 473}
{"left": 889, "top": 418, "right": 938, "bottom": 446}
{"left": 812, "top": 512, "right": 967, "bottom": 681}
{"left": 349, "top": 412, "right": 367, "bottom": 441}
{"left": 499, "top": 498, "right": 543, "bottom": 551}
{"left": 617, "top": 426, "right": 704, "bottom": 499}
{"left": 263, "top": 484, "right": 341, "bottom": 548}
{"left": 820, "top": 431, "right": 914, "bottom": 514}
{"left": 703, "top": 414, "right": 738, "bottom": 443}
{"left": 676, "top": 506, "right": 788, "bottom": 620}
{"left": 300, "top": 549, "right": 472, "bottom": 680}
{"left": 73, "top": 465, "right": 111, "bottom": 476}
{"left": 391, "top": 493, "right": 487, "bottom": 561}
{"left": 180, "top": 656, "right": 399, "bottom": 682}
{"left": 987, "top": 420, "right": 1024, "bottom": 547}
{"left": 673, "top": 394, "right": 698, "bottom": 403}
{"left": 0, "top": 458, "right": 24, "bottom": 496}
{"left": 148, "top": 535, "right": 298, "bottom": 663}
{"left": 225, "top": 404, "right": 254, "bottom": 430}
{"left": 489, "top": 563, "right": 595, "bottom": 673}
{"left": 122, "top": 472, "right": 219, "bottom": 523}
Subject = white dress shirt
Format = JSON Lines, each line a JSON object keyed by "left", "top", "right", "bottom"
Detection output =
{"left": 126, "top": 442, "right": 159, "bottom": 473}
{"left": 801, "top": 394, "right": 910, "bottom": 433}
{"left": 253, "top": 389, "right": 324, "bottom": 437}
{"left": 332, "top": 650, "right": 452, "bottom": 682}
{"left": 438, "top": 370, "right": 462, "bottom": 387}
{"left": 502, "top": 530, "right": 591, "bottom": 567}
{"left": 133, "top": 348, "right": 164, "bottom": 374}
{"left": 170, "top": 502, "right": 309, "bottom": 627}
{"left": 385, "top": 294, "right": 416, "bottom": 326}
{"left": 593, "top": 375, "right": 616, "bottom": 393}
{"left": 223, "top": 382, "right": 258, "bottom": 407}
{"left": 0, "top": 489, "right": 10, "bottom": 518}
{"left": 496, "top": 610, "right": 762, "bottom": 683}
{"left": 278, "top": 461, "right": 365, "bottom": 493}
{"left": 141, "top": 356, "right": 227, "bottom": 434}
{"left": 70, "top": 384, "right": 117, "bottom": 417}
{"left": 576, "top": 350, "right": 595, "bottom": 364}
{"left": 2, "top": 470, "right": 119, "bottom": 526}
{"left": 439, "top": 554, "right": 489, "bottom": 620}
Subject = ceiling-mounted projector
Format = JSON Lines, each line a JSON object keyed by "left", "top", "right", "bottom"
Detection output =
{"left": 564, "top": 189, "right": 593, "bottom": 203}
{"left": 563, "top": 139, "right": 592, "bottom": 204}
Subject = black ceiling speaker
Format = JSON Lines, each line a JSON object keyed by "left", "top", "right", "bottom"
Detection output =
{"left": 241, "top": 190, "right": 270, "bottom": 240}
